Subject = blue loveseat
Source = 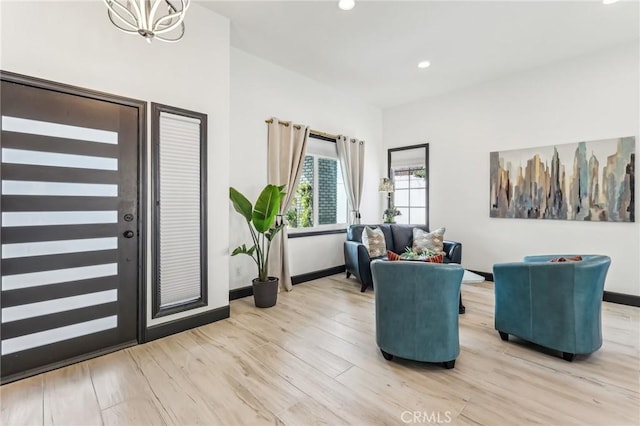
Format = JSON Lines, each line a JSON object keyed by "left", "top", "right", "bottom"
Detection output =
{"left": 343, "top": 224, "right": 464, "bottom": 312}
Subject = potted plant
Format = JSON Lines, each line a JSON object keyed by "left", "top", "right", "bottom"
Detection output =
{"left": 383, "top": 205, "right": 401, "bottom": 223}
{"left": 229, "top": 184, "right": 286, "bottom": 308}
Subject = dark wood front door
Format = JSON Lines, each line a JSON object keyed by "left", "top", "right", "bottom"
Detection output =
{"left": 0, "top": 74, "right": 143, "bottom": 383}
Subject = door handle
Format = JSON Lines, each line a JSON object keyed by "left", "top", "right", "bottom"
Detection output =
{"left": 123, "top": 230, "right": 135, "bottom": 238}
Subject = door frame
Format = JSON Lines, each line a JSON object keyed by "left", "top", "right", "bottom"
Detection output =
{"left": 0, "top": 70, "right": 148, "bottom": 356}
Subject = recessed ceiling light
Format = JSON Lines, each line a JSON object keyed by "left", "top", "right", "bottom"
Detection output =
{"left": 338, "top": 0, "right": 355, "bottom": 11}
{"left": 602, "top": 0, "right": 620, "bottom": 4}
{"left": 418, "top": 61, "right": 431, "bottom": 69}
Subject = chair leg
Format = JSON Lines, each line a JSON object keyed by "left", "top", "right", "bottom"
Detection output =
{"left": 380, "top": 349, "right": 393, "bottom": 361}
{"left": 498, "top": 331, "right": 509, "bottom": 341}
{"left": 346, "top": 271, "right": 351, "bottom": 278}
{"left": 562, "top": 352, "right": 575, "bottom": 362}
{"left": 442, "top": 360, "right": 456, "bottom": 369}
{"left": 360, "top": 282, "right": 369, "bottom": 292}
{"left": 459, "top": 294, "right": 466, "bottom": 314}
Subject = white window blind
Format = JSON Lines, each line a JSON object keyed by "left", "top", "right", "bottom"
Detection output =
{"left": 158, "top": 112, "right": 202, "bottom": 307}
{"left": 307, "top": 136, "right": 338, "bottom": 158}
{"left": 390, "top": 147, "right": 426, "bottom": 169}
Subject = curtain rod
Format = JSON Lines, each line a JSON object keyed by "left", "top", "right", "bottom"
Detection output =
{"left": 264, "top": 119, "right": 338, "bottom": 140}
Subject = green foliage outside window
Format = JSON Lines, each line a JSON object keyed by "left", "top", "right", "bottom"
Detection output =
{"left": 284, "top": 208, "right": 298, "bottom": 228}
{"left": 297, "top": 181, "right": 313, "bottom": 227}
{"left": 412, "top": 167, "right": 426, "bottom": 179}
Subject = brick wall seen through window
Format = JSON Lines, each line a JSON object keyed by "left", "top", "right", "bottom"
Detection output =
{"left": 286, "top": 154, "right": 348, "bottom": 229}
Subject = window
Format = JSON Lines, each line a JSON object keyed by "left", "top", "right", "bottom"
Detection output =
{"left": 286, "top": 135, "right": 349, "bottom": 230}
{"left": 151, "top": 103, "right": 208, "bottom": 318}
{"left": 392, "top": 166, "right": 427, "bottom": 225}
{"left": 388, "top": 144, "right": 429, "bottom": 226}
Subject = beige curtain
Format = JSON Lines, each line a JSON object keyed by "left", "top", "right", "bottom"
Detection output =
{"left": 337, "top": 136, "right": 365, "bottom": 224}
{"left": 267, "top": 117, "right": 309, "bottom": 291}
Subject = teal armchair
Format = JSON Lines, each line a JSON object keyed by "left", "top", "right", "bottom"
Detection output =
{"left": 493, "top": 255, "right": 611, "bottom": 361}
{"left": 371, "top": 260, "right": 463, "bottom": 369}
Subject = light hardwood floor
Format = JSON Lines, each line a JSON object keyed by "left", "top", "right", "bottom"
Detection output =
{"left": 1, "top": 275, "right": 639, "bottom": 426}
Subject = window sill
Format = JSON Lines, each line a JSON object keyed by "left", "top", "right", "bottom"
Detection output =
{"left": 287, "top": 227, "right": 347, "bottom": 239}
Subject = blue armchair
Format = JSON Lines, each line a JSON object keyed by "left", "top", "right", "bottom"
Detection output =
{"left": 493, "top": 255, "right": 611, "bottom": 361}
{"left": 371, "top": 260, "right": 464, "bottom": 369}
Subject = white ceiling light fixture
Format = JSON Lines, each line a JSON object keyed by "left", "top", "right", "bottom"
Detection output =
{"left": 417, "top": 60, "right": 431, "bottom": 69}
{"left": 602, "top": 0, "right": 620, "bottom": 4}
{"left": 103, "top": 0, "right": 191, "bottom": 43}
{"left": 338, "top": 0, "right": 355, "bottom": 11}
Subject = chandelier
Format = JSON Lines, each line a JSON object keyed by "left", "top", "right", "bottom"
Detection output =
{"left": 103, "top": 0, "right": 191, "bottom": 43}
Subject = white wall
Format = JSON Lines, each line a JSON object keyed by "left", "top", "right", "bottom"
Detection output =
{"left": 383, "top": 42, "right": 640, "bottom": 296}
{"left": 230, "top": 48, "right": 383, "bottom": 290}
{"left": 0, "top": 1, "right": 231, "bottom": 325}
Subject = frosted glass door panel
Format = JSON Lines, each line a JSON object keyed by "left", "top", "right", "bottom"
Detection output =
{"left": 1, "top": 264, "right": 119, "bottom": 291}
{"left": 2, "top": 211, "right": 117, "bottom": 227}
{"left": 2, "top": 237, "right": 118, "bottom": 259}
{"left": 2, "top": 148, "right": 118, "bottom": 170}
{"left": 2, "top": 316, "right": 118, "bottom": 356}
{"left": 2, "top": 181, "right": 118, "bottom": 197}
{"left": 1, "top": 116, "right": 118, "bottom": 144}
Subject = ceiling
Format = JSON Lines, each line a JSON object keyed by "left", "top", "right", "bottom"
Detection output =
{"left": 200, "top": 0, "right": 640, "bottom": 109}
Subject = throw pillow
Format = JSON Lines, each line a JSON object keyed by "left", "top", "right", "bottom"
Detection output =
{"left": 423, "top": 253, "right": 444, "bottom": 263}
{"left": 389, "top": 250, "right": 443, "bottom": 263}
{"left": 362, "top": 226, "right": 386, "bottom": 258}
{"left": 549, "top": 255, "right": 583, "bottom": 263}
{"left": 413, "top": 227, "right": 446, "bottom": 254}
{"left": 387, "top": 250, "right": 402, "bottom": 261}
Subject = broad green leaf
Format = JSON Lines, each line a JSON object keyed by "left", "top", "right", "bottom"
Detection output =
{"left": 252, "top": 184, "right": 281, "bottom": 233}
{"left": 277, "top": 185, "right": 287, "bottom": 203}
{"left": 229, "top": 187, "right": 253, "bottom": 222}
{"left": 231, "top": 243, "right": 256, "bottom": 257}
{"left": 265, "top": 224, "right": 285, "bottom": 241}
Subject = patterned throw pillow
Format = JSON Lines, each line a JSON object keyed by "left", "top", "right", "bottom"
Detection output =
{"left": 388, "top": 250, "right": 443, "bottom": 263}
{"left": 413, "top": 227, "right": 446, "bottom": 254}
{"left": 424, "top": 253, "right": 444, "bottom": 263}
{"left": 362, "top": 226, "right": 386, "bottom": 258}
{"left": 387, "top": 250, "right": 402, "bottom": 261}
{"left": 549, "top": 255, "right": 583, "bottom": 263}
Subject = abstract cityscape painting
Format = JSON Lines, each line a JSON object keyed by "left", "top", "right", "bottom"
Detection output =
{"left": 490, "top": 137, "right": 635, "bottom": 222}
